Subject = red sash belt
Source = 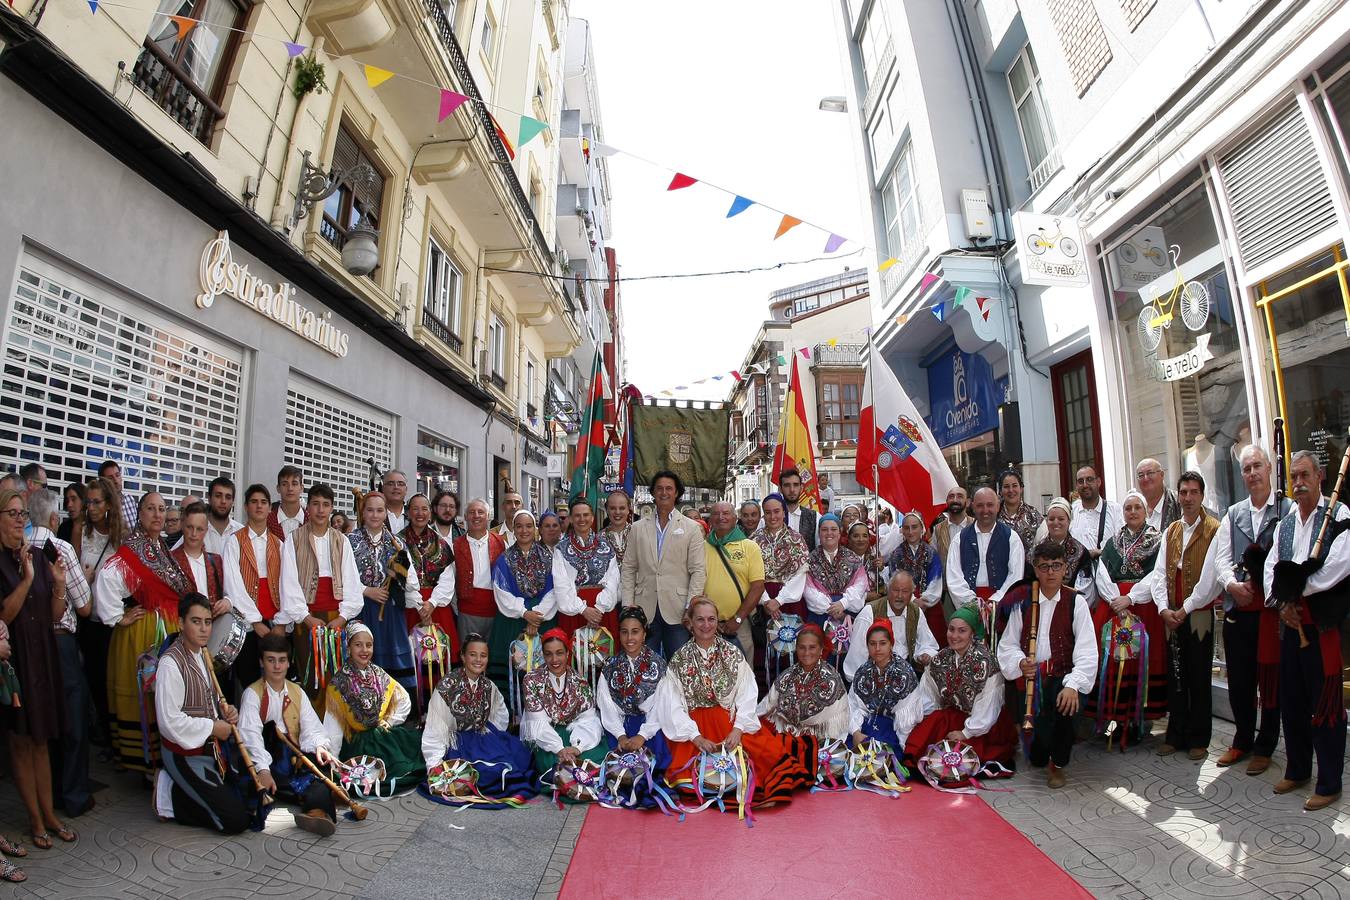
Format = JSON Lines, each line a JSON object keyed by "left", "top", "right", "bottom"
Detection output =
{"left": 162, "top": 738, "right": 210, "bottom": 757}
{"left": 578, "top": 585, "right": 603, "bottom": 608}
{"left": 460, "top": 585, "right": 496, "bottom": 618}
{"left": 311, "top": 577, "right": 338, "bottom": 614}
{"left": 256, "top": 578, "right": 276, "bottom": 621}
{"left": 1298, "top": 602, "right": 1345, "bottom": 724}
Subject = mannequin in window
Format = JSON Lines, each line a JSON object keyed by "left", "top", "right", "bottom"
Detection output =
{"left": 1185, "top": 434, "right": 1222, "bottom": 515}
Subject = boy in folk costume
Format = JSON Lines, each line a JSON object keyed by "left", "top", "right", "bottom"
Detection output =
{"left": 153, "top": 593, "right": 251, "bottom": 834}
{"left": 223, "top": 484, "right": 286, "bottom": 692}
{"left": 238, "top": 633, "right": 338, "bottom": 835}
{"left": 998, "top": 542, "right": 1098, "bottom": 788}
{"left": 277, "top": 484, "right": 364, "bottom": 698}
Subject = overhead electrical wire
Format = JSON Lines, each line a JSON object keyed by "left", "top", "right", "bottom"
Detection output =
{"left": 480, "top": 247, "right": 865, "bottom": 284}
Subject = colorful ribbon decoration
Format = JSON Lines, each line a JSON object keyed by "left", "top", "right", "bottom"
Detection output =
{"left": 1094, "top": 611, "right": 1148, "bottom": 751}
{"left": 543, "top": 759, "right": 604, "bottom": 808}
{"left": 309, "top": 624, "right": 346, "bottom": 692}
{"left": 597, "top": 748, "right": 682, "bottom": 816}
{"left": 669, "top": 743, "right": 757, "bottom": 827}
{"left": 508, "top": 632, "right": 542, "bottom": 721}
{"left": 412, "top": 625, "right": 451, "bottom": 712}
{"left": 571, "top": 626, "right": 615, "bottom": 690}
{"left": 426, "top": 758, "right": 527, "bottom": 807}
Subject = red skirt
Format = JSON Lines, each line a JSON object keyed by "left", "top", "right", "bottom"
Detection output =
{"left": 404, "top": 587, "right": 461, "bottom": 664}
{"left": 764, "top": 581, "right": 806, "bottom": 619}
{"left": 556, "top": 586, "right": 620, "bottom": 640}
{"left": 923, "top": 603, "right": 947, "bottom": 650}
{"left": 666, "top": 706, "right": 815, "bottom": 806}
{"left": 902, "top": 707, "right": 1019, "bottom": 766}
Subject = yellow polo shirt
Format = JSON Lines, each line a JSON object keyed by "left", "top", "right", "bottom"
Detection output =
{"left": 703, "top": 537, "right": 765, "bottom": 620}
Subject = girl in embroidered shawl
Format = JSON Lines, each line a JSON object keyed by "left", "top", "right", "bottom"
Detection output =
{"left": 848, "top": 522, "right": 887, "bottom": 607}
{"left": 848, "top": 618, "right": 919, "bottom": 750}
{"left": 1031, "top": 498, "right": 1095, "bottom": 599}
{"left": 997, "top": 469, "right": 1043, "bottom": 552}
{"left": 402, "top": 493, "right": 460, "bottom": 666}
{"left": 349, "top": 492, "right": 422, "bottom": 696}
{"left": 595, "top": 607, "right": 670, "bottom": 806}
{"left": 420, "top": 633, "right": 536, "bottom": 807}
{"left": 758, "top": 624, "right": 850, "bottom": 742}
{"left": 488, "top": 510, "right": 559, "bottom": 702}
{"left": 602, "top": 490, "right": 633, "bottom": 564}
{"left": 754, "top": 493, "right": 809, "bottom": 619}
{"left": 895, "top": 608, "right": 1018, "bottom": 765}
{"left": 1092, "top": 490, "right": 1167, "bottom": 721}
{"left": 884, "top": 512, "right": 947, "bottom": 646}
{"left": 519, "top": 630, "right": 607, "bottom": 799}
{"left": 553, "top": 498, "right": 620, "bottom": 641}
{"left": 323, "top": 624, "right": 423, "bottom": 795}
{"left": 803, "top": 514, "right": 868, "bottom": 629}
{"left": 656, "top": 599, "right": 815, "bottom": 806}
{"left": 94, "top": 492, "right": 193, "bottom": 772}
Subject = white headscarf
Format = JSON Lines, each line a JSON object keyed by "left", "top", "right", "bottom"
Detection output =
{"left": 346, "top": 622, "right": 373, "bottom": 646}
{"left": 1033, "top": 497, "right": 1074, "bottom": 546}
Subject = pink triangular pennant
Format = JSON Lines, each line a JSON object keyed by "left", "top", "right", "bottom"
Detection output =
{"left": 919, "top": 272, "right": 940, "bottom": 292}
{"left": 798, "top": 347, "right": 811, "bottom": 359}
{"left": 438, "top": 90, "right": 469, "bottom": 122}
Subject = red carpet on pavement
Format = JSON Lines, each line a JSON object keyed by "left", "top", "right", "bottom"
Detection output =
{"left": 560, "top": 787, "right": 1091, "bottom": 899}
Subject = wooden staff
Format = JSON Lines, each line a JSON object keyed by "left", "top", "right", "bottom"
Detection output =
{"left": 203, "top": 649, "right": 272, "bottom": 806}
{"left": 1023, "top": 580, "right": 1040, "bottom": 733}
{"left": 274, "top": 727, "right": 368, "bottom": 821}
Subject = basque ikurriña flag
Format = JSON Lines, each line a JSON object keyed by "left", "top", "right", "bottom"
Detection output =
{"left": 770, "top": 354, "right": 821, "bottom": 511}
{"left": 570, "top": 351, "right": 606, "bottom": 511}
{"left": 855, "top": 356, "right": 957, "bottom": 522}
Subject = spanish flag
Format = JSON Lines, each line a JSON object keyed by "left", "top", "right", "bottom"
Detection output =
{"left": 490, "top": 113, "right": 516, "bottom": 160}
{"left": 771, "top": 355, "right": 821, "bottom": 510}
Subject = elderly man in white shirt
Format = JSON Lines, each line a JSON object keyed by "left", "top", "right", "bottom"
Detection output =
{"left": 946, "top": 488, "right": 1024, "bottom": 641}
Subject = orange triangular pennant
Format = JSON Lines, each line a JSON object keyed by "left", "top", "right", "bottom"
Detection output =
{"left": 775, "top": 215, "right": 802, "bottom": 239}
{"left": 169, "top": 14, "right": 195, "bottom": 40}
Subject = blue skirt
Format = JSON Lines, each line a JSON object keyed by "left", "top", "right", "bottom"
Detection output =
{"left": 853, "top": 713, "right": 900, "bottom": 751}
{"left": 358, "top": 596, "right": 415, "bottom": 694}
{"left": 602, "top": 713, "right": 675, "bottom": 810}
{"left": 421, "top": 724, "right": 538, "bottom": 810}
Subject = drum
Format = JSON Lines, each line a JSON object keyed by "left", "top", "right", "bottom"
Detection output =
{"left": 551, "top": 759, "right": 602, "bottom": 802}
{"left": 600, "top": 747, "right": 654, "bottom": 798}
{"left": 207, "top": 610, "right": 249, "bottom": 670}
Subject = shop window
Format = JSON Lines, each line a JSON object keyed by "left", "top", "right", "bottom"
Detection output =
{"left": 284, "top": 376, "right": 393, "bottom": 511}
{"left": 424, "top": 239, "right": 463, "bottom": 351}
{"left": 818, "top": 373, "right": 863, "bottom": 442}
{"left": 321, "top": 124, "right": 385, "bottom": 257}
{"left": 1256, "top": 245, "right": 1350, "bottom": 482}
{"left": 131, "top": 0, "right": 246, "bottom": 144}
{"left": 4, "top": 257, "right": 242, "bottom": 499}
{"left": 1101, "top": 173, "right": 1249, "bottom": 515}
{"left": 416, "top": 427, "right": 463, "bottom": 498}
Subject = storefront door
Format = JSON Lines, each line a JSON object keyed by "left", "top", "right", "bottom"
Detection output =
{"left": 1050, "top": 350, "right": 1104, "bottom": 497}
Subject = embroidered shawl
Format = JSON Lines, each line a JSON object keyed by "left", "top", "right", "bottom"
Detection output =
{"left": 349, "top": 528, "right": 403, "bottom": 589}
{"left": 771, "top": 661, "right": 845, "bottom": 725}
{"left": 403, "top": 525, "right": 453, "bottom": 589}
{"left": 754, "top": 525, "right": 809, "bottom": 583}
{"left": 559, "top": 532, "right": 616, "bottom": 587}
{"left": 493, "top": 542, "right": 554, "bottom": 602}
{"left": 330, "top": 664, "right": 393, "bottom": 730}
{"left": 602, "top": 648, "right": 666, "bottom": 716}
{"left": 807, "top": 547, "right": 863, "bottom": 595}
{"left": 436, "top": 670, "right": 493, "bottom": 734}
{"left": 124, "top": 530, "right": 193, "bottom": 597}
{"left": 926, "top": 644, "right": 995, "bottom": 713}
{"left": 998, "top": 503, "right": 1042, "bottom": 551}
{"left": 522, "top": 668, "right": 592, "bottom": 726}
{"left": 887, "top": 541, "right": 935, "bottom": 590}
{"left": 1104, "top": 524, "right": 1162, "bottom": 582}
{"left": 852, "top": 657, "right": 919, "bottom": 717}
{"left": 670, "top": 639, "right": 743, "bottom": 709}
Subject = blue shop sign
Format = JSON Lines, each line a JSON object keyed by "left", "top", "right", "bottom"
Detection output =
{"left": 926, "top": 346, "right": 1006, "bottom": 448}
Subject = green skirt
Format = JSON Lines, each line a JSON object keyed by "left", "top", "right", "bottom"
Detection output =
{"left": 531, "top": 725, "right": 609, "bottom": 804}
{"left": 486, "top": 611, "right": 556, "bottom": 710}
{"left": 340, "top": 724, "right": 425, "bottom": 796}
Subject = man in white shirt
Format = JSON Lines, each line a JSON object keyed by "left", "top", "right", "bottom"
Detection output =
{"left": 1069, "top": 466, "right": 1122, "bottom": 560}
{"left": 382, "top": 469, "right": 409, "bottom": 534}
{"left": 778, "top": 469, "right": 817, "bottom": 551}
{"left": 1135, "top": 458, "right": 1180, "bottom": 534}
{"left": 203, "top": 477, "right": 244, "bottom": 556}
{"left": 1130, "top": 471, "right": 1219, "bottom": 760}
{"left": 844, "top": 571, "right": 940, "bottom": 679}
{"left": 1262, "top": 450, "right": 1350, "bottom": 811}
{"left": 1182, "top": 446, "right": 1289, "bottom": 774}
{"left": 238, "top": 633, "right": 338, "bottom": 835}
{"left": 172, "top": 504, "right": 228, "bottom": 613}
{"left": 268, "top": 466, "right": 306, "bottom": 539}
{"left": 494, "top": 489, "right": 523, "bottom": 545}
{"left": 818, "top": 473, "right": 836, "bottom": 516}
{"left": 998, "top": 541, "right": 1098, "bottom": 788}
{"left": 153, "top": 594, "right": 250, "bottom": 833}
{"left": 946, "top": 488, "right": 1024, "bottom": 641}
{"left": 455, "top": 499, "right": 506, "bottom": 641}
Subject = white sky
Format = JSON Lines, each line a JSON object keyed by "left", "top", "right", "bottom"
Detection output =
{"left": 569, "top": 0, "right": 868, "bottom": 403}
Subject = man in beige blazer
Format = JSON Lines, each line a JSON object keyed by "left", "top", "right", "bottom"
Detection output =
{"left": 620, "top": 470, "right": 707, "bottom": 657}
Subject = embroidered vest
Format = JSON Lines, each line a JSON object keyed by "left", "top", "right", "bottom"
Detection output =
{"left": 1164, "top": 515, "right": 1220, "bottom": 612}
{"left": 170, "top": 548, "right": 224, "bottom": 603}
{"left": 248, "top": 679, "right": 304, "bottom": 738}
{"left": 436, "top": 671, "right": 493, "bottom": 733}
{"left": 1018, "top": 589, "right": 1076, "bottom": 678}
{"left": 163, "top": 640, "right": 215, "bottom": 722}
{"left": 235, "top": 528, "right": 282, "bottom": 611}
{"left": 293, "top": 524, "right": 347, "bottom": 606}
{"left": 867, "top": 595, "right": 920, "bottom": 661}
{"left": 959, "top": 522, "right": 1012, "bottom": 589}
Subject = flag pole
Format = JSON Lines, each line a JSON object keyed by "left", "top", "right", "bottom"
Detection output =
{"left": 865, "top": 326, "right": 880, "bottom": 524}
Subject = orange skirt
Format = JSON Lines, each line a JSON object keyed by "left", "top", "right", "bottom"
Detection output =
{"left": 902, "top": 707, "right": 1019, "bottom": 766}
{"left": 556, "top": 586, "right": 620, "bottom": 641}
{"left": 666, "top": 706, "right": 815, "bottom": 806}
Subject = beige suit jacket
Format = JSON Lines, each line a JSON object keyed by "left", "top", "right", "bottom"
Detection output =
{"left": 620, "top": 509, "right": 707, "bottom": 624}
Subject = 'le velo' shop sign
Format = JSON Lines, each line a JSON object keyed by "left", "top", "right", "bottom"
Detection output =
{"left": 196, "top": 230, "right": 351, "bottom": 357}
{"left": 926, "top": 345, "right": 1007, "bottom": 448}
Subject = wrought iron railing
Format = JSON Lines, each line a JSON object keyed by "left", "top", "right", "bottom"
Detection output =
{"left": 423, "top": 0, "right": 553, "bottom": 264}
{"left": 131, "top": 42, "right": 223, "bottom": 144}
{"left": 812, "top": 342, "right": 865, "bottom": 367}
{"left": 421, "top": 308, "right": 463, "bottom": 353}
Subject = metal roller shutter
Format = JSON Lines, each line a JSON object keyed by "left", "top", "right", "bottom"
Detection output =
{"left": 283, "top": 374, "right": 393, "bottom": 504}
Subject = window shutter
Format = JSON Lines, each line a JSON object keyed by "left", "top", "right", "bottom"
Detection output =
{"left": 1217, "top": 99, "right": 1338, "bottom": 270}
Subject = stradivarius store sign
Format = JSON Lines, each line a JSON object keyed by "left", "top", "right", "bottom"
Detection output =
{"left": 196, "top": 231, "right": 350, "bottom": 357}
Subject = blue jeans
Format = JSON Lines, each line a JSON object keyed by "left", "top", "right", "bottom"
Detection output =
{"left": 646, "top": 608, "right": 690, "bottom": 659}
{"left": 53, "top": 632, "right": 91, "bottom": 811}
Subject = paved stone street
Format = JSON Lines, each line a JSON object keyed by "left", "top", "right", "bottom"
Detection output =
{"left": 0, "top": 717, "right": 1345, "bottom": 899}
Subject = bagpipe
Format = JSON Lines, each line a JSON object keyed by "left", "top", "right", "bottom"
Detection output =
{"left": 1271, "top": 426, "right": 1350, "bottom": 636}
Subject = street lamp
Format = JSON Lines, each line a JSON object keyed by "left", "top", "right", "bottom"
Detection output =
{"left": 291, "top": 149, "right": 382, "bottom": 276}
{"left": 818, "top": 96, "right": 848, "bottom": 113}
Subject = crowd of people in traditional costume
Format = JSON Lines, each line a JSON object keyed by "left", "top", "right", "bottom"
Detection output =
{"left": 0, "top": 443, "right": 1347, "bottom": 886}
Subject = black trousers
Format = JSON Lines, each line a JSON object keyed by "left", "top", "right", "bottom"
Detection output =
{"left": 1222, "top": 610, "right": 1280, "bottom": 756}
{"left": 230, "top": 631, "right": 262, "bottom": 703}
{"left": 1279, "top": 624, "right": 1346, "bottom": 797}
{"left": 162, "top": 750, "right": 251, "bottom": 835}
{"left": 77, "top": 618, "right": 112, "bottom": 741}
{"left": 1164, "top": 614, "right": 1214, "bottom": 751}
{"left": 261, "top": 723, "right": 336, "bottom": 819}
{"left": 1027, "top": 675, "right": 1078, "bottom": 769}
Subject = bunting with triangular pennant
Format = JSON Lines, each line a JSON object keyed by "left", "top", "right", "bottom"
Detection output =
{"left": 775, "top": 215, "right": 802, "bottom": 239}
{"left": 363, "top": 65, "right": 395, "bottom": 88}
{"left": 438, "top": 90, "right": 469, "bottom": 122}
{"left": 518, "top": 115, "right": 548, "bottom": 147}
{"left": 726, "top": 196, "right": 753, "bottom": 217}
{"left": 668, "top": 173, "right": 697, "bottom": 191}
{"left": 169, "top": 14, "right": 195, "bottom": 39}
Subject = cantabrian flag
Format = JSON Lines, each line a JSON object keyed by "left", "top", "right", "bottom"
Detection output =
{"left": 570, "top": 351, "right": 606, "bottom": 512}
{"left": 771, "top": 355, "right": 821, "bottom": 511}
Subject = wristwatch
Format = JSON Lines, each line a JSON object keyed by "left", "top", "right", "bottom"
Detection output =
{"left": 734, "top": 615, "right": 743, "bottom": 625}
